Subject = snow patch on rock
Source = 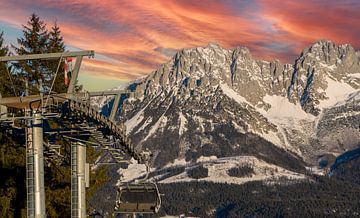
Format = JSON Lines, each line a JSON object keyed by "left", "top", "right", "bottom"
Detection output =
{"left": 165, "top": 158, "right": 189, "bottom": 168}
{"left": 263, "top": 95, "right": 315, "bottom": 120}
{"left": 348, "top": 73, "right": 360, "bottom": 78}
{"left": 318, "top": 77, "right": 356, "bottom": 109}
{"left": 333, "top": 90, "right": 360, "bottom": 107}
{"left": 125, "top": 110, "right": 144, "bottom": 135}
{"left": 178, "top": 112, "right": 188, "bottom": 136}
{"left": 220, "top": 82, "right": 251, "bottom": 105}
{"left": 144, "top": 116, "right": 168, "bottom": 141}
{"left": 135, "top": 117, "right": 153, "bottom": 134}
{"left": 196, "top": 155, "right": 217, "bottom": 163}
{"left": 117, "top": 161, "right": 147, "bottom": 184}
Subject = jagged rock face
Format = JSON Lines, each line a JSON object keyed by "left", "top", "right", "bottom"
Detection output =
{"left": 314, "top": 91, "right": 360, "bottom": 153}
{"left": 130, "top": 43, "right": 292, "bottom": 108}
{"left": 229, "top": 48, "right": 293, "bottom": 108}
{"left": 288, "top": 40, "right": 360, "bottom": 115}
{"left": 120, "top": 74, "right": 292, "bottom": 168}
{"left": 110, "top": 41, "right": 360, "bottom": 168}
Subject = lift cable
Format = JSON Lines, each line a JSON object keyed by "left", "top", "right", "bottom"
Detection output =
{"left": 45, "top": 54, "right": 63, "bottom": 108}
{"left": 5, "top": 65, "right": 17, "bottom": 97}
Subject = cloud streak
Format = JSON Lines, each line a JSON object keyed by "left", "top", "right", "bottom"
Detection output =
{"left": 0, "top": 0, "right": 359, "bottom": 87}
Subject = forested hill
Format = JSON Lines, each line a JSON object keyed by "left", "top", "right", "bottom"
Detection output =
{"left": 158, "top": 177, "right": 360, "bottom": 217}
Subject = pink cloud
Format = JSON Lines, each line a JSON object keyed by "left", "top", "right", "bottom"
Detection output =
{"left": 0, "top": 0, "right": 359, "bottom": 83}
{"left": 258, "top": 0, "right": 360, "bottom": 50}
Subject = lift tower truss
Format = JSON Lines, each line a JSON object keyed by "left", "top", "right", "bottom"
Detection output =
{"left": 0, "top": 50, "right": 155, "bottom": 218}
{"left": 0, "top": 51, "right": 94, "bottom": 218}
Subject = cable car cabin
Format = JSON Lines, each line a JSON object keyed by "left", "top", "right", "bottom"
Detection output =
{"left": 115, "top": 182, "right": 161, "bottom": 214}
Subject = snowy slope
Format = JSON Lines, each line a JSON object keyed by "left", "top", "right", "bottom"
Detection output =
{"left": 318, "top": 77, "right": 356, "bottom": 109}
{"left": 158, "top": 156, "right": 306, "bottom": 185}
{"left": 98, "top": 40, "right": 359, "bottom": 181}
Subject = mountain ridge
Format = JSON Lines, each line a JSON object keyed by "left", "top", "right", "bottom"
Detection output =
{"left": 100, "top": 40, "right": 359, "bottom": 171}
{"left": 91, "top": 40, "right": 360, "bottom": 215}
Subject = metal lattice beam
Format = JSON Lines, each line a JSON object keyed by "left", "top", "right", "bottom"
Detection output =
{"left": 0, "top": 51, "right": 94, "bottom": 62}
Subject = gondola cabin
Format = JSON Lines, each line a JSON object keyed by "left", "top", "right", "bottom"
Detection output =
{"left": 115, "top": 182, "right": 161, "bottom": 214}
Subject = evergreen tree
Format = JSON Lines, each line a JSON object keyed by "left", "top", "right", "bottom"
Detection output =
{"left": 12, "top": 14, "right": 49, "bottom": 93}
{"left": 0, "top": 31, "right": 13, "bottom": 97}
{"left": 47, "top": 22, "right": 65, "bottom": 53}
{"left": 0, "top": 31, "right": 8, "bottom": 61}
{"left": 46, "top": 22, "right": 67, "bottom": 93}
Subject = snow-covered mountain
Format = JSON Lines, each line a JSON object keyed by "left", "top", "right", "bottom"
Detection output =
{"left": 101, "top": 41, "right": 359, "bottom": 179}
{"left": 288, "top": 40, "right": 360, "bottom": 115}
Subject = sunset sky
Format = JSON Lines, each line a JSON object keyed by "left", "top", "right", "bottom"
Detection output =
{"left": 0, "top": 0, "right": 359, "bottom": 91}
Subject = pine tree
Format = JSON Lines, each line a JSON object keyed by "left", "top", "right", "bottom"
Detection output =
{"left": 0, "top": 31, "right": 13, "bottom": 97}
{"left": 12, "top": 14, "right": 49, "bottom": 93}
{"left": 47, "top": 22, "right": 65, "bottom": 53}
{"left": 46, "top": 22, "right": 67, "bottom": 93}
{"left": 0, "top": 31, "right": 8, "bottom": 58}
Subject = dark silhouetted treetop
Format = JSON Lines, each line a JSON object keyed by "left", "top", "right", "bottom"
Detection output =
{"left": 46, "top": 21, "right": 67, "bottom": 93}
{"left": 0, "top": 31, "right": 13, "bottom": 97}
{"left": 12, "top": 13, "right": 49, "bottom": 88}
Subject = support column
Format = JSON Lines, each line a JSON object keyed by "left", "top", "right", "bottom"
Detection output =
{"left": 25, "top": 79, "right": 36, "bottom": 218}
{"left": 109, "top": 93, "right": 121, "bottom": 122}
{"left": 67, "top": 56, "right": 83, "bottom": 94}
{"left": 71, "top": 142, "right": 86, "bottom": 218}
{"left": 32, "top": 112, "right": 46, "bottom": 217}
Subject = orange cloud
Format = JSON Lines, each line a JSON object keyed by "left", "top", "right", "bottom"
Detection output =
{"left": 258, "top": 0, "right": 360, "bottom": 50}
{"left": 0, "top": 0, "right": 359, "bottom": 87}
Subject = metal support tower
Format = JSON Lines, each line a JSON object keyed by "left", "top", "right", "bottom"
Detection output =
{"left": 30, "top": 112, "right": 46, "bottom": 218}
{"left": 71, "top": 142, "right": 87, "bottom": 218}
{"left": 25, "top": 78, "right": 46, "bottom": 218}
{"left": 0, "top": 50, "right": 95, "bottom": 217}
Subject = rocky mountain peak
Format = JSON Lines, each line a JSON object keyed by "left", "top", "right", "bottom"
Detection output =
{"left": 232, "top": 46, "right": 252, "bottom": 59}
{"left": 301, "top": 40, "right": 357, "bottom": 66}
{"left": 128, "top": 43, "right": 292, "bottom": 107}
{"left": 288, "top": 40, "right": 360, "bottom": 115}
{"left": 205, "top": 42, "right": 222, "bottom": 49}
{"left": 126, "top": 41, "right": 359, "bottom": 117}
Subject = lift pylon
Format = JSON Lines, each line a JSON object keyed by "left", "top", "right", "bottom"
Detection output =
{"left": 32, "top": 112, "right": 46, "bottom": 217}
{"left": 0, "top": 50, "right": 160, "bottom": 217}
{"left": 25, "top": 112, "right": 46, "bottom": 218}
{"left": 71, "top": 142, "right": 87, "bottom": 218}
